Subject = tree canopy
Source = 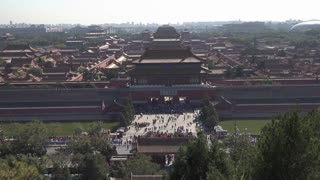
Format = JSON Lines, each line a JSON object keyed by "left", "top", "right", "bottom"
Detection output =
{"left": 0, "top": 160, "right": 42, "bottom": 180}
{"left": 253, "top": 112, "right": 320, "bottom": 180}
{"left": 78, "top": 153, "right": 109, "bottom": 180}
{"left": 199, "top": 96, "right": 219, "bottom": 132}
{"left": 170, "top": 132, "right": 232, "bottom": 180}
{"left": 28, "top": 66, "right": 43, "bottom": 77}
{"left": 125, "top": 153, "right": 161, "bottom": 177}
{"left": 120, "top": 96, "right": 135, "bottom": 127}
{"left": 0, "top": 121, "right": 48, "bottom": 157}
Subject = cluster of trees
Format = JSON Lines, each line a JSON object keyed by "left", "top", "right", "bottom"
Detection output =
{"left": 82, "top": 69, "right": 101, "bottom": 81}
{"left": 0, "top": 121, "right": 49, "bottom": 179}
{"left": 61, "top": 123, "right": 117, "bottom": 179}
{"left": 224, "top": 66, "right": 245, "bottom": 78}
{"left": 36, "top": 57, "right": 54, "bottom": 68}
{"left": 119, "top": 96, "right": 135, "bottom": 127}
{"left": 221, "top": 28, "right": 320, "bottom": 53}
{"left": 170, "top": 132, "right": 232, "bottom": 180}
{"left": 28, "top": 66, "right": 43, "bottom": 77}
{"left": 198, "top": 97, "right": 219, "bottom": 131}
{"left": 171, "top": 111, "right": 320, "bottom": 179}
{"left": 110, "top": 153, "right": 163, "bottom": 179}
{"left": 0, "top": 120, "right": 162, "bottom": 179}
{"left": 7, "top": 32, "right": 69, "bottom": 48}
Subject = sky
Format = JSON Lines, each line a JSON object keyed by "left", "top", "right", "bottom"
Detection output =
{"left": 0, "top": 0, "right": 319, "bottom": 25}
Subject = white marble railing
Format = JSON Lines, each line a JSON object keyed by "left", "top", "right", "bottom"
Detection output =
{"left": 130, "top": 84, "right": 215, "bottom": 88}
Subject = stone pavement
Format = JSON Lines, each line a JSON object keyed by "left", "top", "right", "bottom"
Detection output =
{"left": 122, "top": 112, "right": 198, "bottom": 143}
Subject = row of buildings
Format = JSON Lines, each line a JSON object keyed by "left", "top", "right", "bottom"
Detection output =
{"left": 0, "top": 26, "right": 320, "bottom": 122}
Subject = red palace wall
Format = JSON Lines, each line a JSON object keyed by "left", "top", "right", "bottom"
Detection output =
{"left": 211, "top": 79, "right": 319, "bottom": 86}
{"left": 129, "top": 88, "right": 215, "bottom": 102}
{"left": 234, "top": 104, "right": 319, "bottom": 112}
{"left": 0, "top": 106, "right": 102, "bottom": 115}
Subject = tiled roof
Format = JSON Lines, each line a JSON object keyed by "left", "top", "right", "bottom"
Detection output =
{"left": 134, "top": 48, "right": 203, "bottom": 64}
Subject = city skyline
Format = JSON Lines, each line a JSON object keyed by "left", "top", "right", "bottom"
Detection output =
{"left": 0, "top": 0, "right": 319, "bottom": 25}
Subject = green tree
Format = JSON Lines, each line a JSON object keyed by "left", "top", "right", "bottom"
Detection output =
{"left": 206, "top": 166, "right": 227, "bottom": 180}
{"left": 125, "top": 153, "right": 160, "bottom": 177}
{"left": 28, "top": 66, "right": 43, "bottom": 77}
{"left": 106, "top": 71, "right": 117, "bottom": 80}
{"left": 79, "top": 153, "right": 108, "bottom": 180}
{"left": 54, "top": 43, "right": 66, "bottom": 49}
{"left": 0, "top": 160, "right": 42, "bottom": 180}
{"left": 36, "top": 57, "right": 45, "bottom": 66}
{"left": 257, "top": 61, "right": 265, "bottom": 70}
{"left": 199, "top": 97, "right": 219, "bottom": 132}
{"left": 253, "top": 112, "right": 320, "bottom": 180}
{"left": 0, "top": 58, "right": 6, "bottom": 67}
{"left": 225, "top": 67, "right": 233, "bottom": 78}
{"left": 170, "top": 133, "right": 232, "bottom": 180}
{"left": 68, "top": 133, "right": 115, "bottom": 161}
{"left": 44, "top": 61, "right": 54, "bottom": 68}
{"left": 110, "top": 161, "right": 127, "bottom": 178}
{"left": 0, "top": 121, "right": 48, "bottom": 157}
{"left": 229, "top": 135, "right": 256, "bottom": 180}
{"left": 49, "top": 150, "right": 72, "bottom": 180}
{"left": 5, "top": 62, "right": 12, "bottom": 74}
{"left": 121, "top": 96, "right": 135, "bottom": 127}
{"left": 207, "top": 140, "right": 233, "bottom": 180}
{"left": 235, "top": 66, "right": 244, "bottom": 77}
{"left": 51, "top": 163, "right": 71, "bottom": 180}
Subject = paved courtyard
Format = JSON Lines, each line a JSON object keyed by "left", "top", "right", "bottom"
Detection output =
{"left": 122, "top": 112, "right": 199, "bottom": 142}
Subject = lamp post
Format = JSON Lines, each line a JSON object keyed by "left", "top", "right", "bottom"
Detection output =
{"left": 232, "top": 103, "right": 236, "bottom": 134}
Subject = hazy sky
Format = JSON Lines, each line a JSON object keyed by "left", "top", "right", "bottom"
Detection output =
{"left": 0, "top": 0, "right": 319, "bottom": 24}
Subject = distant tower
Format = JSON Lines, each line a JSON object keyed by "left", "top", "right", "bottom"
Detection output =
{"left": 181, "top": 29, "right": 191, "bottom": 42}
{"left": 10, "top": 20, "right": 12, "bottom": 25}
{"left": 142, "top": 29, "right": 152, "bottom": 42}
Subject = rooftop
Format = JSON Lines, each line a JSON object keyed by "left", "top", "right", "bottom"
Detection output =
{"left": 133, "top": 48, "right": 203, "bottom": 64}
{"left": 153, "top": 25, "right": 180, "bottom": 39}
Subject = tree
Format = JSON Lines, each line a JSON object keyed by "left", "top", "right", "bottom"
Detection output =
{"left": 49, "top": 150, "right": 72, "bottom": 180}
{"left": 68, "top": 130, "right": 115, "bottom": 161}
{"left": 206, "top": 166, "right": 227, "bottom": 180}
{"left": 170, "top": 134, "right": 208, "bottom": 180}
{"left": 225, "top": 67, "right": 233, "bottom": 78}
{"left": 0, "top": 160, "right": 42, "bottom": 180}
{"left": 28, "top": 66, "right": 43, "bottom": 77}
{"left": 208, "top": 61, "right": 214, "bottom": 69}
{"left": 277, "top": 50, "right": 286, "bottom": 57}
{"left": 44, "top": 61, "right": 54, "bottom": 68}
{"left": 0, "top": 121, "right": 48, "bottom": 157}
{"left": 109, "top": 161, "right": 126, "bottom": 179}
{"left": 106, "top": 71, "right": 117, "bottom": 80}
{"left": 170, "top": 133, "right": 232, "bottom": 180}
{"left": 54, "top": 43, "right": 66, "bottom": 49}
{"left": 0, "top": 58, "right": 6, "bottom": 67}
{"left": 253, "top": 112, "right": 320, "bottom": 180}
{"left": 35, "top": 57, "right": 45, "bottom": 66}
{"left": 229, "top": 134, "right": 256, "bottom": 180}
{"left": 68, "top": 124, "right": 116, "bottom": 179}
{"left": 79, "top": 153, "right": 108, "bottom": 180}
{"left": 5, "top": 62, "right": 12, "bottom": 74}
{"left": 121, "top": 96, "right": 135, "bottom": 127}
{"left": 125, "top": 153, "right": 160, "bottom": 177}
{"left": 199, "top": 97, "right": 219, "bottom": 132}
{"left": 235, "top": 66, "right": 244, "bottom": 77}
{"left": 257, "top": 61, "right": 266, "bottom": 70}
{"left": 51, "top": 163, "right": 71, "bottom": 180}
{"left": 250, "top": 55, "right": 256, "bottom": 64}
{"left": 207, "top": 140, "right": 233, "bottom": 180}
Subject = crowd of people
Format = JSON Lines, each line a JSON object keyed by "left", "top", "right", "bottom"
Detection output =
{"left": 123, "top": 110, "right": 198, "bottom": 142}
{"left": 134, "top": 101, "right": 199, "bottom": 114}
